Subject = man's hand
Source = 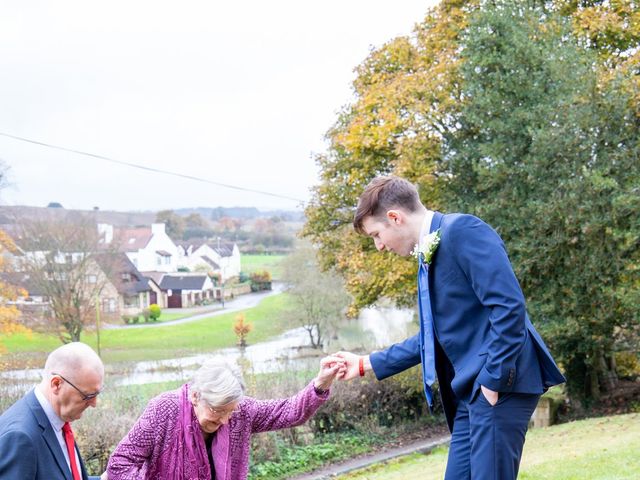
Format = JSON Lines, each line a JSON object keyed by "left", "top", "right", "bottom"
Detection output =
{"left": 333, "top": 352, "right": 371, "bottom": 380}
{"left": 481, "top": 385, "right": 498, "bottom": 406}
{"left": 313, "top": 355, "right": 347, "bottom": 391}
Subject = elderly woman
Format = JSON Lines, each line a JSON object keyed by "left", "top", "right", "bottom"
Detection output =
{"left": 106, "top": 356, "right": 344, "bottom": 480}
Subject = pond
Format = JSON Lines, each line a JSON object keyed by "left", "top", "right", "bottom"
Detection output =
{"left": 1, "top": 305, "right": 417, "bottom": 389}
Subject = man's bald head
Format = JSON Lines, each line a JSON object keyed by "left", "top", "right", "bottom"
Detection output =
{"left": 43, "top": 342, "right": 104, "bottom": 383}
{"left": 40, "top": 342, "right": 104, "bottom": 421}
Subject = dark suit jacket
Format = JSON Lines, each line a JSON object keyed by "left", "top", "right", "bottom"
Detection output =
{"left": 371, "top": 212, "right": 565, "bottom": 431}
{"left": 0, "top": 389, "right": 91, "bottom": 479}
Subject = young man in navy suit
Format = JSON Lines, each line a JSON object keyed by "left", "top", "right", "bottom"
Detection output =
{"left": 337, "top": 176, "right": 565, "bottom": 480}
{"left": 0, "top": 342, "right": 104, "bottom": 480}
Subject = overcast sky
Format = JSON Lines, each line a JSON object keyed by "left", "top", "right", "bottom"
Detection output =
{"left": 0, "top": 1, "right": 437, "bottom": 212}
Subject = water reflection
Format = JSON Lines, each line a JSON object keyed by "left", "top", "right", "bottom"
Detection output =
{"left": 1, "top": 305, "right": 417, "bottom": 389}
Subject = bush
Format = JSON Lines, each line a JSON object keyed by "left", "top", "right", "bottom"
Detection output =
{"left": 250, "top": 270, "right": 272, "bottom": 292}
{"left": 141, "top": 308, "right": 151, "bottom": 322}
{"left": 616, "top": 351, "right": 640, "bottom": 380}
{"left": 310, "top": 366, "right": 442, "bottom": 434}
{"left": 149, "top": 304, "right": 161, "bottom": 321}
{"left": 121, "top": 314, "right": 140, "bottom": 324}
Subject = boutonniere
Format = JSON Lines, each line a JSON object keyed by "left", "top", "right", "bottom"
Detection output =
{"left": 411, "top": 229, "right": 441, "bottom": 264}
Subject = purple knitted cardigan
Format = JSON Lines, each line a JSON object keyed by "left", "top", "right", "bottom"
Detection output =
{"left": 107, "top": 381, "right": 329, "bottom": 480}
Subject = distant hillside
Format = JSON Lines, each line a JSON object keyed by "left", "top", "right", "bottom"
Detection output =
{"left": 0, "top": 205, "right": 156, "bottom": 227}
{"left": 175, "top": 206, "right": 305, "bottom": 222}
{"left": 0, "top": 205, "right": 305, "bottom": 226}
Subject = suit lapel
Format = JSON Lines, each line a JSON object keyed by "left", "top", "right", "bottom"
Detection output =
{"left": 26, "top": 390, "right": 74, "bottom": 479}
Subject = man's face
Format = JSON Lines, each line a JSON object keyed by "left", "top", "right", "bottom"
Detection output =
{"left": 52, "top": 370, "right": 103, "bottom": 422}
{"left": 361, "top": 212, "right": 414, "bottom": 257}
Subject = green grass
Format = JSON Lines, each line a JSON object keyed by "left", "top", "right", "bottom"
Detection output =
{"left": 338, "top": 413, "right": 640, "bottom": 480}
{"left": 1, "top": 293, "right": 293, "bottom": 367}
{"left": 241, "top": 254, "right": 287, "bottom": 279}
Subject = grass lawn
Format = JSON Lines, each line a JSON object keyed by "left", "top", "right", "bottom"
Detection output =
{"left": 338, "top": 413, "right": 640, "bottom": 480}
{"left": 241, "top": 254, "right": 287, "bottom": 280}
{"left": 1, "top": 293, "right": 293, "bottom": 367}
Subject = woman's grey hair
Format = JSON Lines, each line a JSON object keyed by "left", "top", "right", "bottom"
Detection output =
{"left": 190, "top": 357, "right": 245, "bottom": 407}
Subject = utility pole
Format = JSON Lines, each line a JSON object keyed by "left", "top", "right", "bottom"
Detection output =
{"left": 95, "top": 295, "right": 101, "bottom": 358}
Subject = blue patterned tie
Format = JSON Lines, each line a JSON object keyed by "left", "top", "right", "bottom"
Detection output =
{"left": 418, "top": 258, "right": 436, "bottom": 409}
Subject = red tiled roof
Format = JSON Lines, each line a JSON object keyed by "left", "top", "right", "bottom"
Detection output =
{"left": 113, "top": 227, "right": 153, "bottom": 252}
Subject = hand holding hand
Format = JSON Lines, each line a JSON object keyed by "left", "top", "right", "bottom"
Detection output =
{"left": 313, "top": 355, "right": 347, "bottom": 391}
{"left": 333, "top": 351, "right": 371, "bottom": 380}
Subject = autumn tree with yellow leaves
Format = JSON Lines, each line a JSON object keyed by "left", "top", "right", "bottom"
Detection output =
{"left": 0, "top": 229, "right": 29, "bottom": 357}
{"left": 304, "top": 0, "right": 639, "bottom": 402}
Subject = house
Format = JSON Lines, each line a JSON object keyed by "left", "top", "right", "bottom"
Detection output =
{"left": 176, "top": 240, "right": 241, "bottom": 282}
{"left": 159, "top": 273, "right": 215, "bottom": 308}
{"left": 96, "top": 253, "right": 167, "bottom": 319}
{"left": 100, "top": 223, "right": 179, "bottom": 273}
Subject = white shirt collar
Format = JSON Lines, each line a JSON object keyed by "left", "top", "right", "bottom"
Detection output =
{"left": 418, "top": 209, "right": 435, "bottom": 243}
{"left": 34, "top": 385, "right": 65, "bottom": 432}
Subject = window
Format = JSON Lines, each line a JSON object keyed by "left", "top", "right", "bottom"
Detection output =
{"left": 86, "top": 274, "right": 97, "bottom": 284}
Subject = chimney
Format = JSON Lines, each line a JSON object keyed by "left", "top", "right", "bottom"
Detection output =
{"left": 97, "top": 224, "right": 113, "bottom": 244}
{"left": 151, "top": 223, "right": 166, "bottom": 236}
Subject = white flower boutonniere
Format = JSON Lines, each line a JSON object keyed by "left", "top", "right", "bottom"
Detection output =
{"left": 411, "top": 229, "right": 441, "bottom": 264}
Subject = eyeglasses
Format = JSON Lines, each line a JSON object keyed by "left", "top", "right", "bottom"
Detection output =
{"left": 205, "top": 404, "right": 236, "bottom": 418}
{"left": 51, "top": 372, "right": 102, "bottom": 401}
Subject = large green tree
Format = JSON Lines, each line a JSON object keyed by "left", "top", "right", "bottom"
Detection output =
{"left": 304, "top": 0, "right": 639, "bottom": 403}
{"left": 443, "top": 0, "right": 639, "bottom": 401}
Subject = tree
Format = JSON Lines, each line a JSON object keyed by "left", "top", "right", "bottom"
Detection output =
{"left": 281, "top": 243, "right": 350, "bottom": 348}
{"left": 442, "top": 0, "right": 640, "bottom": 402}
{"left": 303, "top": 0, "right": 470, "bottom": 314}
{"left": 183, "top": 213, "right": 214, "bottom": 240}
{"left": 155, "top": 210, "right": 185, "bottom": 239}
{"left": 233, "top": 313, "right": 252, "bottom": 347}
{"left": 0, "top": 162, "right": 30, "bottom": 356}
{"left": 14, "top": 217, "right": 118, "bottom": 343}
{"left": 0, "top": 230, "right": 29, "bottom": 356}
{"left": 302, "top": 0, "right": 639, "bottom": 403}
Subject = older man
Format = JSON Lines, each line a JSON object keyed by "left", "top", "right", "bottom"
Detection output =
{"left": 0, "top": 342, "right": 104, "bottom": 480}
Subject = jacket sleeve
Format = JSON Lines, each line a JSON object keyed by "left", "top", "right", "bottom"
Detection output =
{"left": 0, "top": 430, "right": 37, "bottom": 479}
{"left": 247, "top": 381, "right": 329, "bottom": 433}
{"left": 107, "top": 396, "right": 171, "bottom": 479}
{"left": 370, "top": 333, "right": 422, "bottom": 381}
{"left": 449, "top": 214, "right": 527, "bottom": 392}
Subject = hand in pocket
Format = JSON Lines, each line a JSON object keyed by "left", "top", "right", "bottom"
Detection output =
{"left": 481, "top": 385, "right": 499, "bottom": 406}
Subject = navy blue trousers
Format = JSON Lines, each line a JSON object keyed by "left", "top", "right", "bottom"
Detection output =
{"left": 444, "top": 390, "right": 540, "bottom": 480}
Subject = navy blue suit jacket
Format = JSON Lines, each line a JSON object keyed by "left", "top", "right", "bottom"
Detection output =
{"left": 370, "top": 212, "right": 565, "bottom": 431}
{"left": 0, "top": 389, "right": 91, "bottom": 479}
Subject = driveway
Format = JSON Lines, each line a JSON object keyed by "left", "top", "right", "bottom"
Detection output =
{"left": 104, "top": 281, "right": 286, "bottom": 329}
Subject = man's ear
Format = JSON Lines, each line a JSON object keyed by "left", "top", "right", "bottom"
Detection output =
{"left": 50, "top": 376, "right": 63, "bottom": 393}
{"left": 386, "top": 209, "right": 404, "bottom": 225}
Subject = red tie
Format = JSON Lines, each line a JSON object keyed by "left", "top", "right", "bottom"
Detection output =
{"left": 62, "top": 422, "right": 82, "bottom": 480}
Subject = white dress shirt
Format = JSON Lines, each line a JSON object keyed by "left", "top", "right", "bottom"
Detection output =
{"left": 34, "top": 386, "right": 83, "bottom": 476}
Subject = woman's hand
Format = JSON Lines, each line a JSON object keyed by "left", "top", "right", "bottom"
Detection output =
{"left": 313, "top": 355, "right": 347, "bottom": 391}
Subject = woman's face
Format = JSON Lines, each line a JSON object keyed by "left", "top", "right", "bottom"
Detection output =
{"left": 192, "top": 393, "right": 239, "bottom": 434}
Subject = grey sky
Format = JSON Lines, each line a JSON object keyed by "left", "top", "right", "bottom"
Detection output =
{"left": 0, "top": 0, "right": 437, "bottom": 212}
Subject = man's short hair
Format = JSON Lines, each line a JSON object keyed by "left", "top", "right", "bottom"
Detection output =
{"left": 353, "top": 176, "right": 422, "bottom": 234}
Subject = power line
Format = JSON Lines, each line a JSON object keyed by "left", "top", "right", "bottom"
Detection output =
{"left": 0, "top": 131, "right": 305, "bottom": 204}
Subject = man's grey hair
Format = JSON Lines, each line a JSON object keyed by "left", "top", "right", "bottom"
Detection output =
{"left": 43, "top": 342, "right": 104, "bottom": 380}
{"left": 190, "top": 357, "right": 245, "bottom": 407}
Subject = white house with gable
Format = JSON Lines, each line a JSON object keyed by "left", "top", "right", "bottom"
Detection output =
{"left": 177, "top": 240, "right": 241, "bottom": 282}
{"left": 100, "top": 223, "right": 179, "bottom": 273}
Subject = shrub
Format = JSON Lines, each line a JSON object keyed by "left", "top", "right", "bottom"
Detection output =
{"left": 141, "top": 308, "right": 151, "bottom": 322}
{"left": 616, "top": 351, "right": 640, "bottom": 380}
{"left": 150, "top": 305, "right": 160, "bottom": 318}
{"left": 250, "top": 270, "right": 272, "bottom": 291}
{"left": 310, "top": 366, "right": 442, "bottom": 434}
